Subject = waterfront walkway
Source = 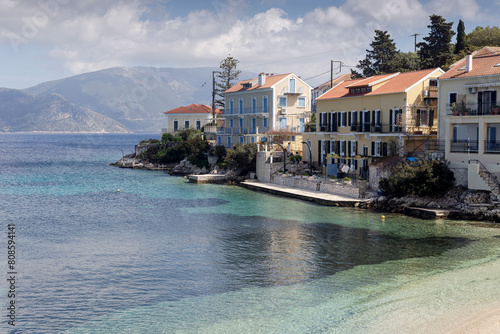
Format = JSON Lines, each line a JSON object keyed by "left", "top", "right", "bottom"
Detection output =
{"left": 240, "top": 180, "right": 372, "bottom": 207}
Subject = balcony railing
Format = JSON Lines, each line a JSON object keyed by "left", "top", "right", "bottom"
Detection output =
{"left": 318, "top": 123, "right": 437, "bottom": 135}
{"left": 450, "top": 140, "right": 479, "bottom": 153}
{"left": 485, "top": 140, "right": 500, "bottom": 154}
{"left": 423, "top": 86, "right": 438, "bottom": 98}
{"left": 225, "top": 107, "right": 270, "bottom": 115}
{"left": 447, "top": 102, "right": 500, "bottom": 116}
{"left": 425, "top": 139, "right": 445, "bottom": 152}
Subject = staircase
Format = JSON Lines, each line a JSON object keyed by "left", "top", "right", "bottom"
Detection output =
{"left": 476, "top": 162, "right": 500, "bottom": 199}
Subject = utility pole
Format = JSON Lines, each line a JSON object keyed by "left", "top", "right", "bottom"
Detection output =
{"left": 409, "top": 33, "right": 421, "bottom": 53}
{"left": 330, "top": 61, "right": 343, "bottom": 88}
{"left": 212, "top": 71, "right": 217, "bottom": 120}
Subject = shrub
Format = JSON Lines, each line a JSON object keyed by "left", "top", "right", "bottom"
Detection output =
{"left": 225, "top": 143, "right": 257, "bottom": 176}
{"left": 379, "top": 157, "right": 455, "bottom": 197}
{"left": 161, "top": 133, "right": 174, "bottom": 143}
{"left": 210, "top": 145, "right": 227, "bottom": 164}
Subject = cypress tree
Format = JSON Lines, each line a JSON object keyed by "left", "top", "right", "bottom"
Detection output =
{"left": 455, "top": 19, "right": 466, "bottom": 54}
{"left": 354, "top": 30, "right": 399, "bottom": 77}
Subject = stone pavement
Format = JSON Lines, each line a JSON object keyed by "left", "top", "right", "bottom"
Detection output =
{"left": 240, "top": 180, "right": 373, "bottom": 207}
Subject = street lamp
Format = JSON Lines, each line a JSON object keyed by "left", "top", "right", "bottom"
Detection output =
{"left": 267, "top": 141, "right": 287, "bottom": 173}
{"left": 302, "top": 141, "right": 313, "bottom": 175}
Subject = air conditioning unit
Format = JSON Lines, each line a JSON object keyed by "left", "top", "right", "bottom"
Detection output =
{"left": 468, "top": 87, "right": 477, "bottom": 94}
{"left": 279, "top": 108, "right": 287, "bottom": 115}
{"left": 422, "top": 90, "right": 429, "bottom": 97}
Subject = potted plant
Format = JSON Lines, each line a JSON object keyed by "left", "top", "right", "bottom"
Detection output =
{"left": 492, "top": 105, "right": 500, "bottom": 115}
{"left": 329, "top": 175, "right": 337, "bottom": 182}
{"left": 451, "top": 102, "right": 458, "bottom": 116}
{"left": 343, "top": 177, "right": 352, "bottom": 185}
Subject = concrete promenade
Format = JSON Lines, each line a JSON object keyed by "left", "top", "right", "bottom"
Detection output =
{"left": 240, "top": 180, "right": 372, "bottom": 207}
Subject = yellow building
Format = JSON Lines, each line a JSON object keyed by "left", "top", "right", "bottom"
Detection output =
{"left": 302, "top": 68, "right": 443, "bottom": 180}
{"left": 438, "top": 47, "right": 500, "bottom": 194}
{"left": 219, "top": 73, "right": 312, "bottom": 147}
{"left": 163, "top": 104, "right": 221, "bottom": 134}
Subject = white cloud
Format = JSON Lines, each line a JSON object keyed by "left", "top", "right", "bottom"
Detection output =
{"left": 425, "top": 0, "right": 483, "bottom": 21}
{"left": 0, "top": 0, "right": 497, "bottom": 89}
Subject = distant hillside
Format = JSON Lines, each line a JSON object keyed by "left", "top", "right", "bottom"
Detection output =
{"left": 0, "top": 89, "right": 128, "bottom": 133}
{"left": 24, "top": 67, "right": 257, "bottom": 133}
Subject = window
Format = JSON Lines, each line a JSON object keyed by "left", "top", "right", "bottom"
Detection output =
{"left": 217, "top": 136, "right": 221, "bottom": 146}
{"left": 320, "top": 112, "right": 327, "bottom": 132}
{"left": 320, "top": 140, "right": 326, "bottom": 165}
{"left": 263, "top": 117, "right": 268, "bottom": 127}
{"left": 279, "top": 97, "right": 287, "bottom": 107}
{"left": 239, "top": 118, "right": 243, "bottom": 129}
{"left": 374, "top": 141, "right": 381, "bottom": 157}
{"left": 340, "top": 111, "right": 347, "bottom": 127}
{"left": 416, "top": 109, "right": 433, "bottom": 127}
{"left": 430, "top": 79, "right": 438, "bottom": 87}
{"left": 239, "top": 136, "right": 244, "bottom": 144}
{"left": 184, "top": 120, "right": 190, "bottom": 129}
{"left": 230, "top": 119, "right": 234, "bottom": 127}
{"left": 279, "top": 117, "right": 287, "bottom": 130}
{"left": 252, "top": 97, "right": 257, "bottom": 113}
{"left": 227, "top": 136, "right": 232, "bottom": 148}
{"left": 196, "top": 120, "right": 201, "bottom": 130}
{"left": 350, "top": 141, "right": 357, "bottom": 156}
{"left": 239, "top": 99, "right": 243, "bottom": 114}
{"left": 298, "top": 97, "right": 306, "bottom": 107}
{"left": 229, "top": 99, "right": 234, "bottom": 114}
{"left": 449, "top": 93, "right": 457, "bottom": 105}
{"left": 340, "top": 140, "right": 346, "bottom": 156}
{"left": 173, "top": 120, "right": 178, "bottom": 132}
{"left": 263, "top": 96, "right": 268, "bottom": 113}
{"left": 289, "top": 78, "right": 296, "bottom": 93}
{"left": 362, "top": 146, "right": 369, "bottom": 157}
{"left": 372, "top": 109, "right": 381, "bottom": 132}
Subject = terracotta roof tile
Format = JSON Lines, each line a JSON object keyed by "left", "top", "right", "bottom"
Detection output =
{"left": 317, "top": 68, "right": 440, "bottom": 100}
{"left": 164, "top": 104, "right": 222, "bottom": 115}
{"left": 225, "top": 73, "right": 292, "bottom": 93}
{"left": 440, "top": 47, "right": 500, "bottom": 80}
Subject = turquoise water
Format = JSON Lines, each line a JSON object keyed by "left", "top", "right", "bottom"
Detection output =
{"left": 1, "top": 133, "right": 500, "bottom": 333}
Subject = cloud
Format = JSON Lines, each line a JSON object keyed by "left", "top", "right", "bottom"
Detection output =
{"left": 0, "top": 0, "right": 494, "bottom": 89}
{"left": 425, "top": 0, "right": 483, "bottom": 21}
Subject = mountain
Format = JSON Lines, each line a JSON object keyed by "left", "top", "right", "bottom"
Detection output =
{"left": 24, "top": 67, "right": 257, "bottom": 133}
{"left": 0, "top": 88, "right": 128, "bottom": 133}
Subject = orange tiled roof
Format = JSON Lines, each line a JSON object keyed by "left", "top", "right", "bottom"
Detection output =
{"left": 163, "top": 104, "right": 222, "bottom": 115}
{"left": 440, "top": 47, "right": 500, "bottom": 80}
{"left": 314, "top": 73, "right": 353, "bottom": 90}
{"left": 225, "top": 73, "right": 292, "bottom": 93}
{"left": 317, "top": 68, "right": 440, "bottom": 100}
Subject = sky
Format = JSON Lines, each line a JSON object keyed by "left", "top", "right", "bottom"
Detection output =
{"left": 0, "top": 0, "right": 498, "bottom": 89}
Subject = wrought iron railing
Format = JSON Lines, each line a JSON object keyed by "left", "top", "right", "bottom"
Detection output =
{"left": 450, "top": 140, "right": 479, "bottom": 153}
{"left": 447, "top": 102, "right": 500, "bottom": 116}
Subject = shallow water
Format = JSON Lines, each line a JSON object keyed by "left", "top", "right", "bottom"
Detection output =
{"left": 1, "top": 133, "right": 499, "bottom": 333}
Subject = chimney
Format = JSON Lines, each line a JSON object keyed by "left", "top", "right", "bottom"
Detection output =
{"left": 258, "top": 72, "right": 266, "bottom": 86}
{"left": 466, "top": 50, "right": 473, "bottom": 72}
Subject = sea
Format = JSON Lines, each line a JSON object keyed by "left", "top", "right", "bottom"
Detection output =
{"left": 1, "top": 133, "right": 500, "bottom": 334}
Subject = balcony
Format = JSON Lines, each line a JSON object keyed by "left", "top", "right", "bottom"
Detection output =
{"left": 450, "top": 140, "right": 479, "bottom": 153}
{"left": 226, "top": 107, "right": 270, "bottom": 115}
{"left": 423, "top": 86, "right": 438, "bottom": 98}
{"left": 485, "top": 140, "right": 500, "bottom": 154}
{"left": 319, "top": 123, "right": 437, "bottom": 135}
{"left": 447, "top": 102, "right": 500, "bottom": 116}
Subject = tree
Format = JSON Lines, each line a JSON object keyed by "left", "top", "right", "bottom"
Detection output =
{"left": 387, "top": 52, "right": 421, "bottom": 73}
{"left": 215, "top": 55, "right": 241, "bottom": 109}
{"left": 379, "top": 157, "right": 455, "bottom": 197}
{"left": 455, "top": 19, "right": 466, "bottom": 54}
{"left": 225, "top": 143, "right": 257, "bottom": 176}
{"left": 354, "top": 30, "right": 399, "bottom": 77}
{"left": 467, "top": 26, "right": 500, "bottom": 48}
{"left": 418, "top": 15, "right": 455, "bottom": 69}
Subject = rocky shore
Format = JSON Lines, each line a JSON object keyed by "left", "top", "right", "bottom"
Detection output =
{"left": 111, "top": 155, "right": 500, "bottom": 223}
{"left": 369, "top": 187, "right": 500, "bottom": 223}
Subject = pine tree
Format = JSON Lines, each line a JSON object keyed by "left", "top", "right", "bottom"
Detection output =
{"left": 455, "top": 19, "right": 466, "bottom": 54}
{"left": 354, "top": 30, "right": 399, "bottom": 77}
{"left": 418, "top": 15, "right": 455, "bottom": 69}
{"left": 215, "top": 55, "right": 241, "bottom": 109}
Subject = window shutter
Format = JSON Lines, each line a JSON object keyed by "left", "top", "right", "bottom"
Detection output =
{"left": 317, "top": 140, "right": 321, "bottom": 165}
{"left": 354, "top": 141, "right": 358, "bottom": 155}
{"left": 348, "top": 112, "right": 352, "bottom": 126}
{"left": 354, "top": 111, "right": 358, "bottom": 125}
{"left": 336, "top": 141, "right": 340, "bottom": 155}
{"left": 338, "top": 112, "right": 341, "bottom": 126}
{"left": 326, "top": 140, "right": 331, "bottom": 154}
{"left": 492, "top": 91, "right": 497, "bottom": 106}
{"left": 416, "top": 109, "right": 421, "bottom": 126}
{"left": 382, "top": 142, "right": 388, "bottom": 156}
{"left": 348, "top": 142, "right": 351, "bottom": 156}
{"left": 429, "top": 110, "right": 434, "bottom": 127}
{"left": 371, "top": 141, "right": 375, "bottom": 156}
{"left": 332, "top": 112, "right": 337, "bottom": 132}
{"left": 389, "top": 109, "right": 394, "bottom": 132}
{"left": 371, "top": 110, "right": 375, "bottom": 126}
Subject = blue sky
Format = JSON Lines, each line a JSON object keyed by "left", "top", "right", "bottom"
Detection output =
{"left": 0, "top": 0, "right": 498, "bottom": 89}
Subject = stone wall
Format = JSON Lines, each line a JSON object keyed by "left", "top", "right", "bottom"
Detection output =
{"left": 271, "top": 175, "right": 359, "bottom": 198}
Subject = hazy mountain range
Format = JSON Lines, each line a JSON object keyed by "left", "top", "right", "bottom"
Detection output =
{"left": 0, "top": 67, "right": 256, "bottom": 133}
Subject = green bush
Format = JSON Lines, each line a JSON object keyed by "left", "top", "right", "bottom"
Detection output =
{"left": 379, "top": 157, "right": 455, "bottom": 197}
{"left": 210, "top": 145, "right": 227, "bottom": 164}
{"left": 161, "top": 133, "right": 174, "bottom": 143}
{"left": 225, "top": 143, "right": 257, "bottom": 176}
